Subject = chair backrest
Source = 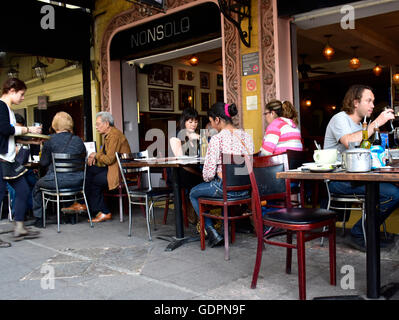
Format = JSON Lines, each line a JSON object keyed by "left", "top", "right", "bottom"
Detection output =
{"left": 116, "top": 151, "right": 152, "bottom": 192}
{"left": 245, "top": 153, "right": 292, "bottom": 235}
{"left": 220, "top": 153, "right": 252, "bottom": 201}
{"left": 251, "top": 153, "right": 292, "bottom": 208}
{"left": 51, "top": 152, "right": 87, "bottom": 192}
{"left": 286, "top": 150, "right": 309, "bottom": 170}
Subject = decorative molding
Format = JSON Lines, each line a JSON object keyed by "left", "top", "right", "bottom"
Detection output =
{"left": 260, "top": 0, "right": 276, "bottom": 105}
{"left": 100, "top": 0, "right": 241, "bottom": 122}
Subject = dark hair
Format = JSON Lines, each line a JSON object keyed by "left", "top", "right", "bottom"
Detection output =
{"left": 179, "top": 108, "right": 198, "bottom": 130}
{"left": 208, "top": 102, "right": 238, "bottom": 124}
{"left": 342, "top": 84, "right": 373, "bottom": 115}
{"left": 14, "top": 114, "right": 25, "bottom": 126}
{"left": 265, "top": 99, "right": 299, "bottom": 125}
{"left": 2, "top": 78, "right": 27, "bottom": 95}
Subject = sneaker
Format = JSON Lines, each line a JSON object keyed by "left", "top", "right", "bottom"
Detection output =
{"left": 349, "top": 236, "right": 366, "bottom": 252}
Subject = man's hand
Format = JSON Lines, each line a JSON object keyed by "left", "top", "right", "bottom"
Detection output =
{"left": 375, "top": 108, "right": 395, "bottom": 127}
{"left": 87, "top": 152, "right": 96, "bottom": 166}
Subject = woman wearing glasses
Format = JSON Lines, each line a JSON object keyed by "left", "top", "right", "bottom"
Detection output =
{"left": 260, "top": 99, "right": 303, "bottom": 156}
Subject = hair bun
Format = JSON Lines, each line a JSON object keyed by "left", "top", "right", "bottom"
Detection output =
{"left": 228, "top": 103, "right": 238, "bottom": 117}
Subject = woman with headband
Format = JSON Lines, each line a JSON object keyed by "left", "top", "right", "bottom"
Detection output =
{"left": 189, "top": 102, "right": 254, "bottom": 247}
{"left": 260, "top": 99, "right": 303, "bottom": 156}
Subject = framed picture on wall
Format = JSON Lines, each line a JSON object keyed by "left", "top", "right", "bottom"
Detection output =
{"left": 216, "top": 89, "right": 224, "bottom": 103}
{"left": 201, "top": 92, "right": 210, "bottom": 112}
{"left": 179, "top": 85, "right": 195, "bottom": 110}
{"left": 217, "top": 74, "right": 223, "bottom": 87}
{"left": 148, "top": 88, "right": 174, "bottom": 111}
{"left": 200, "top": 71, "right": 210, "bottom": 89}
{"left": 148, "top": 64, "right": 173, "bottom": 87}
{"left": 178, "top": 69, "right": 186, "bottom": 81}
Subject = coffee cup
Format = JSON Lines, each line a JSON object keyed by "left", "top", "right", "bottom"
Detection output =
{"left": 313, "top": 149, "right": 337, "bottom": 164}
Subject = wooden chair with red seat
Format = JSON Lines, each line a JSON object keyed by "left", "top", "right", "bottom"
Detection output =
{"left": 246, "top": 153, "right": 337, "bottom": 300}
{"left": 199, "top": 153, "right": 252, "bottom": 261}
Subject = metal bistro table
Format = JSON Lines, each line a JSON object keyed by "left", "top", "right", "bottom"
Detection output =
{"left": 124, "top": 156, "right": 201, "bottom": 251}
{"left": 277, "top": 167, "right": 399, "bottom": 299}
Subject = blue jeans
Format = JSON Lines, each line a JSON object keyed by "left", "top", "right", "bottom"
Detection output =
{"left": 328, "top": 181, "right": 399, "bottom": 238}
{"left": 189, "top": 177, "right": 249, "bottom": 229}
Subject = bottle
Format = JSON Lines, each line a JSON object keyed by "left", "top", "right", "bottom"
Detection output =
{"left": 372, "top": 123, "right": 381, "bottom": 146}
{"left": 360, "top": 122, "right": 371, "bottom": 149}
{"left": 200, "top": 130, "right": 208, "bottom": 158}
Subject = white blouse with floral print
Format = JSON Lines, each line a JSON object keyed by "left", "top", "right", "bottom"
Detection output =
{"left": 202, "top": 128, "right": 254, "bottom": 182}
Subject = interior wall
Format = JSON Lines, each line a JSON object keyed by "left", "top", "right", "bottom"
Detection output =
{"left": 121, "top": 62, "right": 140, "bottom": 152}
{"left": 136, "top": 60, "right": 223, "bottom": 116}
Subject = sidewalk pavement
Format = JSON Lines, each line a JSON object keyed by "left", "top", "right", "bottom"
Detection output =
{"left": 0, "top": 207, "right": 398, "bottom": 302}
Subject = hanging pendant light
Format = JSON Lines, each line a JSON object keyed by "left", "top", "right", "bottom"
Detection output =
{"left": 322, "top": 35, "right": 335, "bottom": 61}
{"left": 372, "top": 56, "right": 383, "bottom": 76}
{"left": 349, "top": 46, "right": 361, "bottom": 70}
{"left": 32, "top": 56, "right": 48, "bottom": 82}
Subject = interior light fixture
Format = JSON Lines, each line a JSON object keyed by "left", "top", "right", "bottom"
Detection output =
{"left": 32, "top": 56, "right": 48, "bottom": 82}
{"left": 189, "top": 55, "right": 199, "bottom": 66}
{"left": 322, "top": 34, "right": 335, "bottom": 61}
{"left": 393, "top": 72, "right": 399, "bottom": 84}
{"left": 349, "top": 46, "right": 361, "bottom": 70}
{"left": 305, "top": 99, "right": 312, "bottom": 107}
{"left": 372, "top": 56, "right": 383, "bottom": 76}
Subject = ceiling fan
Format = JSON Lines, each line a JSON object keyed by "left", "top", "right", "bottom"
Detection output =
{"left": 298, "top": 54, "right": 335, "bottom": 79}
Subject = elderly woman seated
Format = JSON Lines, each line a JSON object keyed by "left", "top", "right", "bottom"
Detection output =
{"left": 32, "top": 112, "right": 86, "bottom": 227}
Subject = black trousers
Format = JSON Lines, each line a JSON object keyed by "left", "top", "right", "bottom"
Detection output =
{"left": 85, "top": 165, "right": 110, "bottom": 215}
{"left": 0, "top": 164, "right": 29, "bottom": 222}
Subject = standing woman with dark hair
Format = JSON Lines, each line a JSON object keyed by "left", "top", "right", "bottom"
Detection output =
{"left": 260, "top": 99, "right": 303, "bottom": 156}
{"left": 0, "top": 78, "right": 41, "bottom": 246}
{"left": 189, "top": 102, "right": 254, "bottom": 247}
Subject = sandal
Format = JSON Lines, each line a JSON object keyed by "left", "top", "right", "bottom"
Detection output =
{"left": 11, "top": 230, "right": 40, "bottom": 242}
{"left": 0, "top": 239, "right": 11, "bottom": 248}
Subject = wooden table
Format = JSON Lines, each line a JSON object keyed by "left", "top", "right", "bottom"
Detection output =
{"left": 277, "top": 168, "right": 399, "bottom": 299}
{"left": 124, "top": 157, "right": 201, "bottom": 251}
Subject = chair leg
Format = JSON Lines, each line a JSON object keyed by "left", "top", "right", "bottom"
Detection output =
{"left": 42, "top": 193, "right": 46, "bottom": 228}
{"left": 119, "top": 196, "right": 123, "bottom": 223}
{"left": 297, "top": 231, "right": 306, "bottom": 300}
{"left": 199, "top": 204, "right": 206, "bottom": 250}
{"left": 128, "top": 201, "right": 132, "bottom": 237}
{"left": 7, "top": 192, "right": 12, "bottom": 221}
{"left": 57, "top": 195, "right": 61, "bottom": 233}
{"left": 145, "top": 197, "right": 152, "bottom": 241}
{"left": 251, "top": 229, "right": 264, "bottom": 289}
{"left": 83, "top": 193, "right": 93, "bottom": 228}
{"left": 328, "top": 221, "right": 337, "bottom": 286}
{"left": 286, "top": 231, "right": 293, "bottom": 274}
{"left": 162, "top": 194, "right": 169, "bottom": 224}
{"left": 223, "top": 207, "right": 230, "bottom": 261}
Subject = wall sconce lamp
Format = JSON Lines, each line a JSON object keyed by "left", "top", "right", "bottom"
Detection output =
{"left": 349, "top": 46, "right": 361, "bottom": 70}
{"left": 322, "top": 34, "right": 335, "bottom": 61}
{"left": 32, "top": 56, "right": 48, "bottom": 82}
{"left": 372, "top": 56, "right": 383, "bottom": 76}
{"left": 305, "top": 99, "right": 312, "bottom": 107}
{"left": 189, "top": 55, "right": 199, "bottom": 66}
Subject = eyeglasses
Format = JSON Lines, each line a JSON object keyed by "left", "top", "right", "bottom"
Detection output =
{"left": 263, "top": 111, "right": 272, "bottom": 115}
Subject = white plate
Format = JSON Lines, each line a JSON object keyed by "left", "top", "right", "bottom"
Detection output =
{"left": 308, "top": 164, "right": 335, "bottom": 172}
{"left": 302, "top": 161, "right": 341, "bottom": 167}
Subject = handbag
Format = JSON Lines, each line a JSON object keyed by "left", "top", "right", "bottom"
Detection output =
{"left": 0, "top": 160, "right": 28, "bottom": 180}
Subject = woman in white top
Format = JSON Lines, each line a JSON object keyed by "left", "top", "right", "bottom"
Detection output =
{"left": 189, "top": 102, "right": 254, "bottom": 247}
{"left": 0, "top": 78, "right": 41, "bottom": 246}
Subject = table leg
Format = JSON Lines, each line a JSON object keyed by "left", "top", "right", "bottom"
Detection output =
{"left": 157, "top": 167, "right": 199, "bottom": 251}
{"left": 365, "top": 181, "right": 380, "bottom": 299}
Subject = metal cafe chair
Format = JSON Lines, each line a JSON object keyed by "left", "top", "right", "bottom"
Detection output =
{"left": 247, "top": 153, "right": 337, "bottom": 300}
{"left": 116, "top": 151, "right": 173, "bottom": 240}
{"left": 198, "top": 153, "right": 252, "bottom": 261}
{"left": 323, "top": 180, "right": 387, "bottom": 246}
{"left": 40, "top": 152, "right": 93, "bottom": 233}
{"left": 0, "top": 191, "right": 12, "bottom": 221}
